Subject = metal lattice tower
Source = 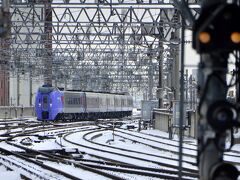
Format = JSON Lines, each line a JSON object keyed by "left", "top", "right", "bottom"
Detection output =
{"left": 1, "top": 0, "right": 201, "bottom": 102}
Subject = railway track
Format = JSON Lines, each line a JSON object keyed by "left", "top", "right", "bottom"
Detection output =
{"left": 0, "top": 121, "right": 106, "bottom": 179}
{"left": 139, "top": 130, "right": 240, "bottom": 154}
{"left": 115, "top": 129, "right": 240, "bottom": 165}
{"left": 0, "top": 120, "right": 96, "bottom": 140}
{"left": 84, "top": 129, "right": 196, "bottom": 165}
{"left": 1, "top": 121, "right": 152, "bottom": 179}
{"left": 62, "top": 129, "right": 199, "bottom": 179}
{"left": 3, "top": 141, "right": 128, "bottom": 180}
{"left": 86, "top": 126, "right": 240, "bottom": 166}
{"left": 1, "top": 117, "right": 238, "bottom": 179}
{"left": 22, "top": 152, "right": 194, "bottom": 180}
{"left": 0, "top": 146, "right": 80, "bottom": 179}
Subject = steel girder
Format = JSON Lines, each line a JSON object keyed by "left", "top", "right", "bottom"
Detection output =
{"left": 2, "top": 0, "right": 201, "bottom": 92}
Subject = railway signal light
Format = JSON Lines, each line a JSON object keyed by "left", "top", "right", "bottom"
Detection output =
{"left": 231, "top": 32, "right": 240, "bottom": 44}
{"left": 193, "top": 2, "right": 240, "bottom": 180}
{"left": 198, "top": 32, "right": 211, "bottom": 44}
{"left": 193, "top": 4, "right": 240, "bottom": 53}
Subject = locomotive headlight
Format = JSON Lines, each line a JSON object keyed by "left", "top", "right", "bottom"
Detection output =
{"left": 207, "top": 101, "right": 237, "bottom": 132}
{"left": 50, "top": 103, "right": 52, "bottom": 107}
{"left": 39, "top": 103, "right": 41, "bottom": 107}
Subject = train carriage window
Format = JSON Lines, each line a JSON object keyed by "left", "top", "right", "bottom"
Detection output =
{"left": 67, "top": 97, "right": 82, "bottom": 105}
{"left": 42, "top": 96, "right": 48, "bottom": 109}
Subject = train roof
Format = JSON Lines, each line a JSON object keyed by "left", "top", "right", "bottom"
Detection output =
{"left": 65, "top": 90, "right": 129, "bottom": 95}
{"left": 58, "top": 88, "right": 129, "bottom": 95}
{"left": 38, "top": 85, "right": 131, "bottom": 96}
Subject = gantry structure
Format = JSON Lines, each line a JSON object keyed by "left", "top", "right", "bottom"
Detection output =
{"left": 0, "top": 0, "right": 201, "bottom": 105}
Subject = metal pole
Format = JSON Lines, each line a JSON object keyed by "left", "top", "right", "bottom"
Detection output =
{"left": 43, "top": 0, "right": 52, "bottom": 86}
{"left": 178, "top": 15, "right": 185, "bottom": 179}
{"left": 189, "top": 75, "right": 193, "bottom": 110}
{"left": 236, "top": 51, "right": 240, "bottom": 104}
{"left": 185, "top": 69, "right": 188, "bottom": 108}
{"left": 148, "top": 45, "right": 153, "bottom": 100}
{"left": 17, "top": 69, "right": 20, "bottom": 106}
{"left": 158, "top": 20, "right": 164, "bottom": 108}
{"left": 170, "top": 31, "right": 180, "bottom": 101}
{"left": 29, "top": 69, "right": 32, "bottom": 106}
{"left": 158, "top": 43, "right": 163, "bottom": 108}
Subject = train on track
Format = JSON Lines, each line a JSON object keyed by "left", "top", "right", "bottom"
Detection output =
{"left": 35, "top": 85, "right": 133, "bottom": 121}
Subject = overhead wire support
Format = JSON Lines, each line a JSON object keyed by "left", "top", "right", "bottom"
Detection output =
{"left": 172, "top": 0, "right": 195, "bottom": 27}
{"left": 6, "top": 0, "right": 202, "bottom": 99}
{"left": 43, "top": 0, "right": 53, "bottom": 86}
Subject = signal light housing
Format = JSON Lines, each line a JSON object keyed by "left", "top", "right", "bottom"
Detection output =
{"left": 210, "top": 163, "right": 239, "bottom": 180}
{"left": 193, "top": 4, "right": 240, "bottom": 53}
{"left": 206, "top": 101, "right": 238, "bottom": 132}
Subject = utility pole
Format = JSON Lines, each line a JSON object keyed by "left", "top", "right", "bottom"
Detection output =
{"left": 148, "top": 45, "right": 153, "bottom": 100}
{"left": 170, "top": 10, "right": 180, "bottom": 101}
{"left": 193, "top": 0, "right": 240, "bottom": 179}
{"left": 189, "top": 75, "right": 193, "bottom": 110}
{"left": 43, "top": 0, "right": 52, "bottom": 86}
{"left": 17, "top": 68, "right": 20, "bottom": 106}
{"left": 158, "top": 20, "right": 164, "bottom": 108}
{"left": 29, "top": 66, "right": 32, "bottom": 106}
{"left": 157, "top": 49, "right": 163, "bottom": 107}
{"left": 185, "top": 69, "right": 188, "bottom": 108}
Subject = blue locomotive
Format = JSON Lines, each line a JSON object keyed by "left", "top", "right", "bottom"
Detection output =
{"left": 35, "top": 85, "right": 133, "bottom": 121}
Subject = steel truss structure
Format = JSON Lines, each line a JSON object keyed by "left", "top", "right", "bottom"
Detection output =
{"left": 1, "top": 0, "right": 200, "bottom": 96}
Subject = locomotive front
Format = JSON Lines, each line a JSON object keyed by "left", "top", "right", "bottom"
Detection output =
{"left": 35, "top": 86, "right": 63, "bottom": 121}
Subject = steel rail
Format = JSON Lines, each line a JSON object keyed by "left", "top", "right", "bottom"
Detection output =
{"left": 63, "top": 130, "right": 198, "bottom": 174}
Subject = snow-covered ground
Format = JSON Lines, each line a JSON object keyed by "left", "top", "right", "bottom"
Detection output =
{"left": 0, "top": 116, "right": 239, "bottom": 179}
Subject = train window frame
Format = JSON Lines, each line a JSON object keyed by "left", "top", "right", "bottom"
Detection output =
{"left": 42, "top": 95, "right": 48, "bottom": 110}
